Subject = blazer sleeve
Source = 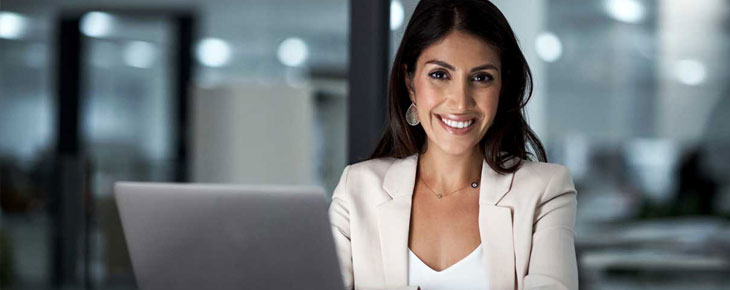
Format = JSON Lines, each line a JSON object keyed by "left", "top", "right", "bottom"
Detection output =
{"left": 328, "top": 166, "right": 420, "bottom": 290}
{"left": 329, "top": 165, "right": 354, "bottom": 289}
{"left": 524, "top": 165, "right": 579, "bottom": 290}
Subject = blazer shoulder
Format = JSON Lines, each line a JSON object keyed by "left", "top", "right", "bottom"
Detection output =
{"left": 332, "top": 157, "right": 397, "bottom": 201}
{"left": 514, "top": 160, "right": 576, "bottom": 201}
{"left": 348, "top": 156, "right": 398, "bottom": 181}
{"left": 516, "top": 160, "right": 571, "bottom": 178}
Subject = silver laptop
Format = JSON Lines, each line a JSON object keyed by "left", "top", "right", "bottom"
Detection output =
{"left": 114, "top": 182, "right": 345, "bottom": 290}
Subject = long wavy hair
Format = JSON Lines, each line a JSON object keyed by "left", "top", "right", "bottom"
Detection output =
{"left": 368, "top": 0, "right": 546, "bottom": 174}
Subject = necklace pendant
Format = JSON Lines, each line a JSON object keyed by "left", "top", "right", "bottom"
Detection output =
{"left": 471, "top": 182, "right": 478, "bottom": 188}
{"left": 437, "top": 194, "right": 443, "bottom": 199}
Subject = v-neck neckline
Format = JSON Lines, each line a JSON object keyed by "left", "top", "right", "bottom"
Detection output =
{"left": 408, "top": 244, "right": 482, "bottom": 273}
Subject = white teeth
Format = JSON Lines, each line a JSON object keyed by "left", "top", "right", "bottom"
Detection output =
{"left": 440, "top": 117, "right": 474, "bottom": 129}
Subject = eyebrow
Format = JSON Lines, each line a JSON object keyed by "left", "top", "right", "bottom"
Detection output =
{"left": 424, "top": 59, "right": 499, "bottom": 73}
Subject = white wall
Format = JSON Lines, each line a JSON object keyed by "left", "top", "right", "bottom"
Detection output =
{"left": 191, "top": 84, "right": 316, "bottom": 185}
{"left": 492, "top": 0, "right": 548, "bottom": 142}
{"left": 657, "top": 0, "right": 729, "bottom": 141}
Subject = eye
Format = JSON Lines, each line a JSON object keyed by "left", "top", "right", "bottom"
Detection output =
{"left": 472, "top": 73, "right": 494, "bottom": 82}
{"left": 428, "top": 71, "right": 448, "bottom": 80}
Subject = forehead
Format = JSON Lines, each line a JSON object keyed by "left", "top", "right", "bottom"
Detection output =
{"left": 418, "top": 30, "right": 501, "bottom": 68}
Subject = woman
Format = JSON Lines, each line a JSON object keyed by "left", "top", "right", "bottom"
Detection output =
{"left": 329, "top": 0, "right": 578, "bottom": 289}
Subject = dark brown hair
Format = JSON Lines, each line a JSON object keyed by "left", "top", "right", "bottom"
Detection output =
{"left": 368, "top": 0, "right": 546, "bottom": 174}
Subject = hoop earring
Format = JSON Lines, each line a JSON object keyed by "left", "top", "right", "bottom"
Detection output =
{"left": 406, "top": 102, "right": 420, "bottom": 126}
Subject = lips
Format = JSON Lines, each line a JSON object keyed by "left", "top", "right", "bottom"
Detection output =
{"left": 435, "top": 113, "right": 477, "bottom": 135}
{"left": 442, "top": 118, "right": 473, "bottom": 129}
{"left": 436, "top": 114, "right": 476, "bottom": 128}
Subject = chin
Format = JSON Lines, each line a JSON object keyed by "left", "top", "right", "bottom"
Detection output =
{"left": 434, "top": 140, "right": 480, "bottom": 156}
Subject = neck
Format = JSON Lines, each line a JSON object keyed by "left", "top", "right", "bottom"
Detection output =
{"left": 418, "top": 143, "right": 483, "bottom": 192}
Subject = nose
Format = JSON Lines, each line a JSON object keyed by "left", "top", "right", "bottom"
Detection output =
{"left": 447, "top": 79, "right": 475, "bottom": 111}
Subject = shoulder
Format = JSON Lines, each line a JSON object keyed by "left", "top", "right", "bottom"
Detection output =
{"left": 348, "top": 156, "right": 398, "bottom": 180}
{"left": 511, "top": 160, "right": 576, "bottom": 202}
{"left": 331, "top": 156, "right": 399, "bottom": 200}
{"left": 513, "top": 160, "right": 571, "bottom": 182}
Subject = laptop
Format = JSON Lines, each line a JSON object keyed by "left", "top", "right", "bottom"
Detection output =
{"left": 114, "top": 182, "right": 345, "bottom": 290}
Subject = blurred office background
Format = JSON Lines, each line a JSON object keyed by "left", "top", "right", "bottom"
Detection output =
{"left": 0, "top": 0, "right": 728, "bottom": 289}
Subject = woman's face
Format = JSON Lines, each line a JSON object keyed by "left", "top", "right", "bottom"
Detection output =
{"left": 406, "top": 30, "right": 502, "bottom": 156}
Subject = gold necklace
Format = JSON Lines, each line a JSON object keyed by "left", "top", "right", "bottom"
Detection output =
{"left": 419, "top": 177, "right": 480, "bottom": 199}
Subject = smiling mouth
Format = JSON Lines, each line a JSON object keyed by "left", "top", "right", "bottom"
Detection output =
{"left": 436, "top": 114, "right": 477, "bottom": 129}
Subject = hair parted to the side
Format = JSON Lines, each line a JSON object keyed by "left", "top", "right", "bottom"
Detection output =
{"left": 367, "top": 0, "right": 546, "bottom": 174}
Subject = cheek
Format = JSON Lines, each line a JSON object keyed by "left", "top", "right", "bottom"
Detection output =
{"left": 414, "top": 86, "right": 442, "bottom": 116}
{"left": 484, "top": 93, "right": 500, "bottom": 115}
{"left": 476, "top": 87, "right": 500, "bottom": 112}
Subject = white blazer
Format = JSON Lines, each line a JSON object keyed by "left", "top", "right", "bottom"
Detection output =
{"left": 328, "top": 153, "right": 578, "bottom": 290}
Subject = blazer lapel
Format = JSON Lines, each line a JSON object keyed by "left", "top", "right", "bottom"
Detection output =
{"left": 377, "top": 153, "right": 516, "bottom": 289}
{"left": 479, "top": 158, "right": 517, "bottom": 289}
{"left": 378, "top": 154, "right": 418, "bottom": 286}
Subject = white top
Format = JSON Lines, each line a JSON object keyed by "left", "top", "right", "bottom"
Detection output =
{"left": 408, "top": 244, "right": 489, "bottom": 290}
